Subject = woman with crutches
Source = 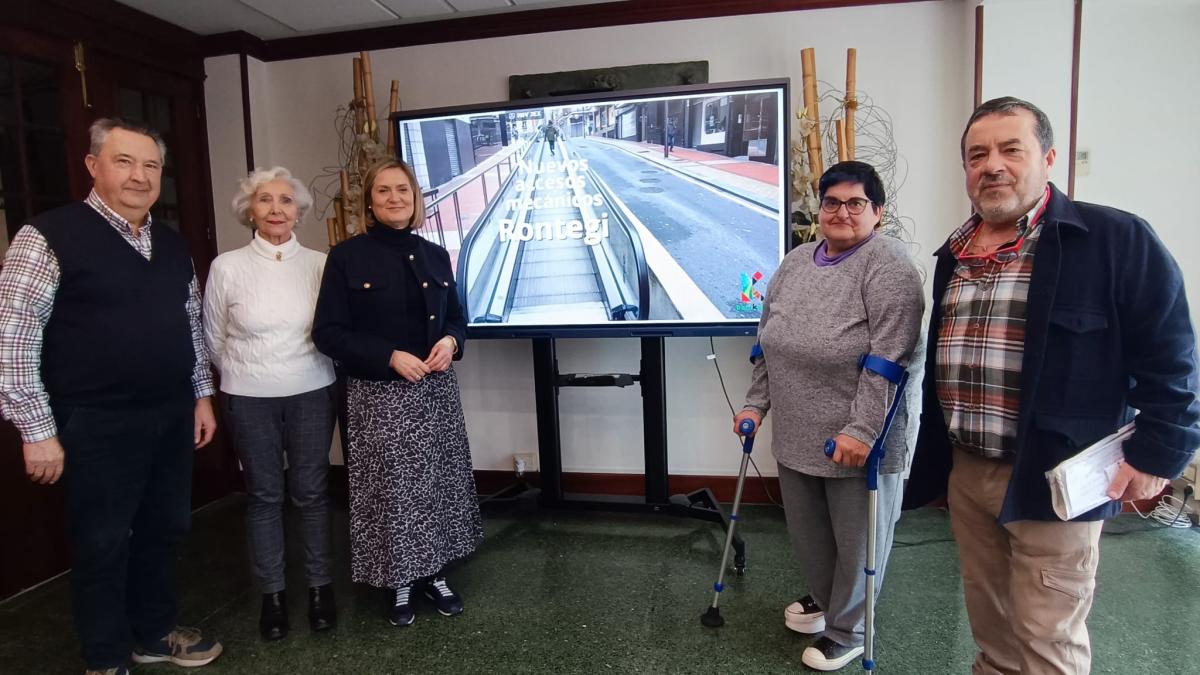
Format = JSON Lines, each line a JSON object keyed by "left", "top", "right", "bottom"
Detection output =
{"left": 734, "top": 162, "right": 924, "bottom": 671}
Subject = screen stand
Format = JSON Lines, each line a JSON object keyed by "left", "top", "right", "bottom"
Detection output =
{"left": 494, "top": 336, "right": 746, "bottom": 570}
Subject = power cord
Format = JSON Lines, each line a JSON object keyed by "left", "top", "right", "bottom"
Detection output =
{"left": 708, "top": 337, "right": 783, "bottom": 509}
{"left": 891, "top": 537, "right": 957, "bottom": 549}
{"left": 1128, "top": 485, "right": 1194, "bottom": 529}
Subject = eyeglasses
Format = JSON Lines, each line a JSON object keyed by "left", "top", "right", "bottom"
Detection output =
{"left": 958, "top": 231, "right": 1026, "bottom": 267}
{"left": 820, "top": 197, "right": 873, "bottom": 215}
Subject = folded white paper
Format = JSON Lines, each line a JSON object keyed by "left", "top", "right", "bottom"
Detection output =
{"left": 1045, "top": 421, "right": 1135, "bottom": 521}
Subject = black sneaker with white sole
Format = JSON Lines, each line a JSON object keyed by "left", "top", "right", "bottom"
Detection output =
{"left": 801, "top": 636, "right": 864, "bottom": 671}
{"left": 423, "top": 576, "right": 463, "bottom": 616}
{"left": 784, "top": 594, "right": 826, "bottom": 634}
{"left": 388, "top": 584, "right": 415, "bottom": 627}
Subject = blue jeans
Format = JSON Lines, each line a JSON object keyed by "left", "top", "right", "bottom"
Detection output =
{"left": 224, "top": 386, "right": 335, "bottom": 593}
{"left": 57, "top": 397, "right": 195, "bottom": 670}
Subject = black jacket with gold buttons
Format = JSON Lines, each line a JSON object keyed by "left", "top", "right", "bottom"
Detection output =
{"left": 313, "top": 224, "right": 466, "bottom": 381}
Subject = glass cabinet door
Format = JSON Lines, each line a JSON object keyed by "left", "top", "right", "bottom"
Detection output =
{"left": 0, "top": 52, "right": 71, "bottom": 259}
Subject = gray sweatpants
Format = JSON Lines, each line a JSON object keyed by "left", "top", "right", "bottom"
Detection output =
{"left": 778, "top": 464, "right": 903, "bottom": 647}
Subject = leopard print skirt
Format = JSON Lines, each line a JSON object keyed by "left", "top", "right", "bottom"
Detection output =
{"left": 345, "top": 368, "right": 483, "bottom": 588}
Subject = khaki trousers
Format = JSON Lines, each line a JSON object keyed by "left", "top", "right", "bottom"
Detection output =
{"left": 948, "top": 448, "right": 1103, "bottom": 675}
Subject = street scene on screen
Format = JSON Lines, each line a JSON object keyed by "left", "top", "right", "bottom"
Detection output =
{"left": 397, "top": 88, "right": 785, "bottom": 327}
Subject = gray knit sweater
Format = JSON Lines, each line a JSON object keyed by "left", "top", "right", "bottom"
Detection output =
{"left": 743, "top": 235, "right": 925, "bottom": 477}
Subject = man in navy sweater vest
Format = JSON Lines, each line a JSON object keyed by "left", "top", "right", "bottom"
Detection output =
{"left": 0, "top": 118, "right": 223, "bottom": 674}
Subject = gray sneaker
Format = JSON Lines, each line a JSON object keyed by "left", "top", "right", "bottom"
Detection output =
{"left": 131, "top": 626, "right": 223, "bottom": 667}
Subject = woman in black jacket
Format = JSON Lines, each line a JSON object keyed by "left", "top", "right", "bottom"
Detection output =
{"left": 313, "top": 159, "right": 481, "bottom": 627}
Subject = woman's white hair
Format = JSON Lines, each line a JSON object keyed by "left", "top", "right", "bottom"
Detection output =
{"left": 231, "top": 166, "right": 313, "bottom": 229}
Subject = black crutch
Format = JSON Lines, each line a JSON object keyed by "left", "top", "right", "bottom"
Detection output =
{"left": 823, "top": 353, "right": 907, "bottom": 671}
{"left": 700, "top": 417, "right": 757, "bottom": 628}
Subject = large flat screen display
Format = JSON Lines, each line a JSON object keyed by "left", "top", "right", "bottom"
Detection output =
{"left": 392, "top": 79, "right": 790, "bottom": 337}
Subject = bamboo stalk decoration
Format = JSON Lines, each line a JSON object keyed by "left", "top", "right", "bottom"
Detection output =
{"left": 801, "top": 48, "right": 824, "bottom": 193}
{"left": 352, "top": 58, "right": 371, "bottom": 179}
{"left": 333, "top": 53, "right": 392, "bottom": 247}
{"left": 361, "top": 51, "right": 378, "bottom": 142}
{"left": 334, "top": 194, "right": 347, "bottom": 241}
{"left": 358, "top": 180, "right": 367, "bottom": 237}
{"left": 351, "top": 57, "right": 366, "bottom": 134}
{"left": 836, "top": 120, "right": 848, "bottom": 162}
{"left": 326, "top": 217, "right": 337, "bottom": 248}
{"left": 386, "top": 80, "right": 400, "bottom": 154}
{"left": 339, "top": 170, "right": 352, "bottom": 241}
{"left": 845, "top": 48, "right": 857, "bottom": 161}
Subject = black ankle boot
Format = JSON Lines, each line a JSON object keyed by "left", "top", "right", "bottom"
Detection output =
{"left": 260, "top": 590, "right": 289, "bottom": 641}
{"left": 308, "top": 584, "right": 336, "bottom": 632}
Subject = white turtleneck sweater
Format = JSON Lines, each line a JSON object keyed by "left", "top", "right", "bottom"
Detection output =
{"left": 203, "top": 233, "right": 336, "bottom": 397}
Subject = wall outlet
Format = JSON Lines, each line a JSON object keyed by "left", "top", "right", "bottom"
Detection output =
{"left": 1182, "top": 460, "right": 1199, "bottom": 484}
{"left": 1175, "top": 476, "right": 1199, "bottom": 526}
{"left": 513, "top": 452, "right": 539, "bottom": 476}
{"left": 1186, "top": 481, "right": 1199, "bottom": 527}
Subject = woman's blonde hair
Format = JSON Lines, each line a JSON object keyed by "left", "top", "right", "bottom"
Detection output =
{"left": 363, "top": 159, "right": 426, "bottom": 230}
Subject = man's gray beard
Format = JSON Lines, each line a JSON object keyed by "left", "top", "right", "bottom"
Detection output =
{"left": 973, "top": 195, "right": 1026, "bottom": 225}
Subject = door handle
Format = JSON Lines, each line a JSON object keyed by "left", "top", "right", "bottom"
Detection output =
{"left": 73, "top": 42, "right": 92, "bottom": 109}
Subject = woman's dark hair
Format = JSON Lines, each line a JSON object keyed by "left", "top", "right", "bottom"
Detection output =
{"left": 818, "top": 160, "right": 886, "bottom": 207}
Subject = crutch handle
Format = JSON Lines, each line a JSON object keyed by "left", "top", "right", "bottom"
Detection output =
{"left": 823, "top": 438, "right": 836, "bottom": 457}
{"left": 739, "top": 419, "right": 756, "bottom": 455}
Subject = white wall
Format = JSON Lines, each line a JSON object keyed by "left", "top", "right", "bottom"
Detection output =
{"left": 980, "top": 0, "right": 1075, "bottom": 187}
{"left": 205, "top": 55, "right": 279, "bottom": 251}
{"left": 203, "top": 54, "right": 248, "bottom": 247}
{"left": 1074, "top": 0, "right": 1200, "bottom": 326}
{"left": 204, "top": 0, "right": 976, "bottom": 474}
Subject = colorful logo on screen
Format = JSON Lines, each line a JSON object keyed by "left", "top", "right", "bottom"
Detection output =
{"left": 734, "top": 271, "right": 764, "bottom": 312}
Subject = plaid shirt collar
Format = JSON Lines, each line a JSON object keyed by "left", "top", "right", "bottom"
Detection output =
{"left": 85, "top": 189, "right": 153, "bottom": 236}
{"left": 949, "top": 186, "right": 1050, "bottom": 258}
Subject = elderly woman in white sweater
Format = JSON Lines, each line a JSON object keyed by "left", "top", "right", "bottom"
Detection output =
{"left": 203, "top": 167, "right": 337, "bottom": 642}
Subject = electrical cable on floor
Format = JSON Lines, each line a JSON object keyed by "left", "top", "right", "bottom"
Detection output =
{"left": 708, "top": 337, "right": 783, "bottom": 509}
{"left": 890, "top": 537, "right": 957, "bottom": 549}
{"left": 1128, "top": 490, "right": 1194, "bottom": 529}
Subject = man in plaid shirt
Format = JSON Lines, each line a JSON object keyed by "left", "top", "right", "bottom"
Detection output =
{"left": 905, "top": 98, "right": 1199, "bottom": 674}
{"left": 0, "top": 118, "right": 223, "bottom": 674}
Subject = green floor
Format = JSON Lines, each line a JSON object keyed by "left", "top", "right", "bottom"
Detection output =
{"left": 1, "top": 495, "right": 1197, "bottom": 674}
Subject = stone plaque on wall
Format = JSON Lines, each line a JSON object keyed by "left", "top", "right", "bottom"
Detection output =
{"left": 508, "top": 61, "right": 709, "bottom": 99}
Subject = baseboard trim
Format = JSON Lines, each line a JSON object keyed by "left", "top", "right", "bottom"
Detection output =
{"left": 329, "top": 465, "right": 1164, "bottom": 515}
{"left": 328, "top": 466, "right": 782, "bottom": 505}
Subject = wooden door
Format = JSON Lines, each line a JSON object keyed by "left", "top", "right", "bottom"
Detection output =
{"left": 0, "top": 24, "right": 91, "bottom": 601}
{"left": 0, "top": 27, "right": 235, "bottom": 599}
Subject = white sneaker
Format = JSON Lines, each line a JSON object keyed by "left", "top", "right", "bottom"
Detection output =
{"left": 784, "top": 594, "right": 826, "bottom": 634}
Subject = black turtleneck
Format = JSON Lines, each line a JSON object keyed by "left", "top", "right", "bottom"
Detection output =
{"left": 367, "top": 220, "right": 420, "bottom": 251}
{"left": 313, "top": 223, "right": 467, "bottom": 381}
